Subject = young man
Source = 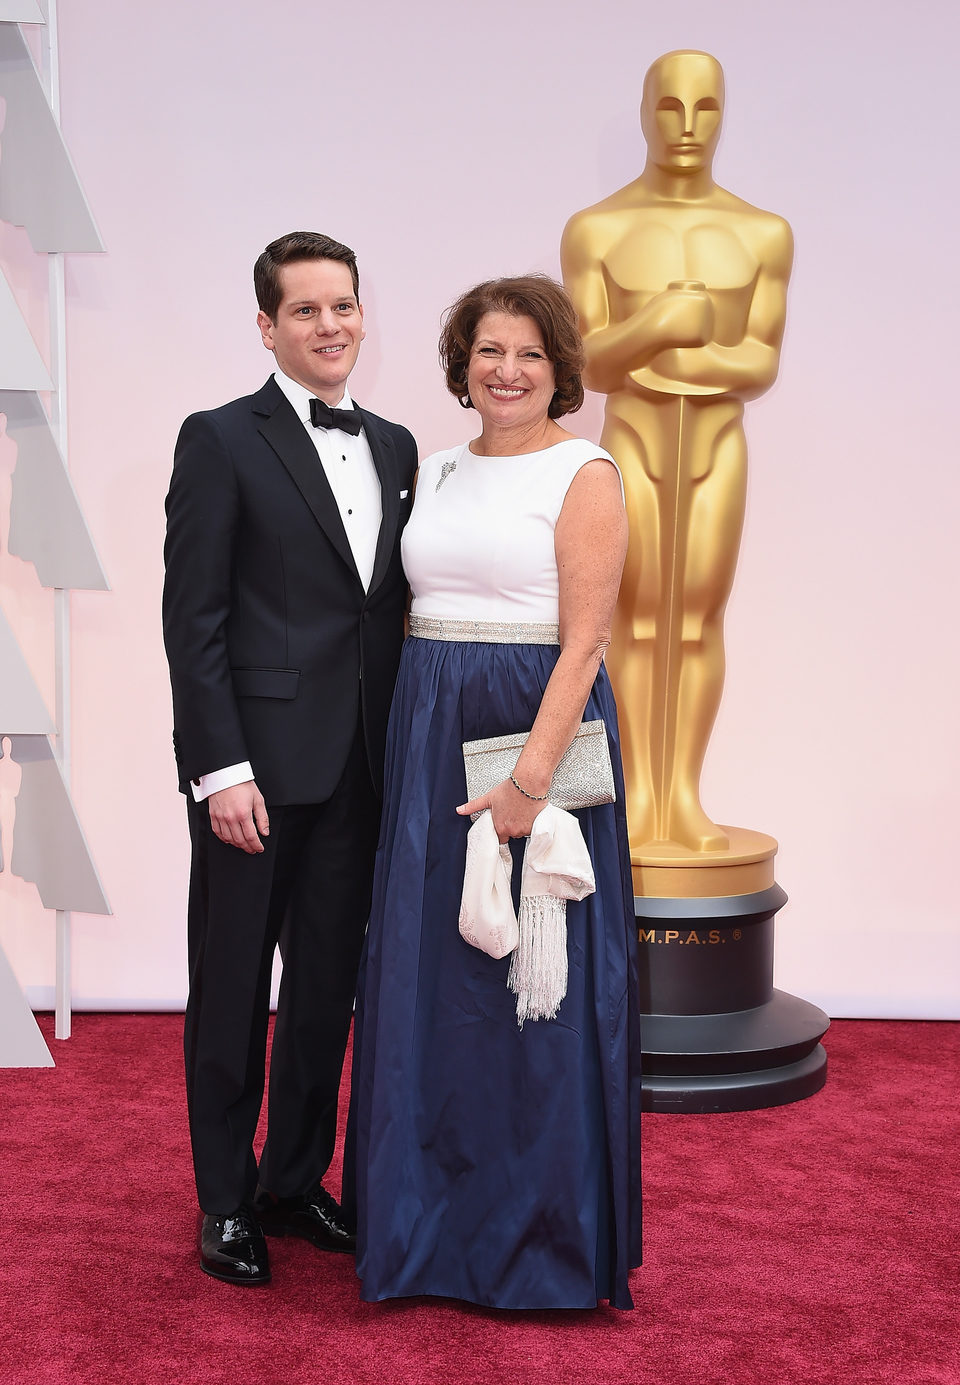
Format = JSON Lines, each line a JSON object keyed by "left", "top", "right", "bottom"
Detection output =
{"left": 163, "top": 231, "right": 416, "bottom": 1284}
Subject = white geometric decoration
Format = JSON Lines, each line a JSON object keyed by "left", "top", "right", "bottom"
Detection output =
{"left": 1, "top": 390, "right": 108, "bottom": 589}
{"left": 0, "top": 945, "right": 53, "bottom": 1067}
{"left": 0, "top": 9, "right": 110, "bottom": 1049}
{"left": 6, "top": 734, "right": 109, "bottom": 914}
{"left": 0, "top": 4, "right": 44, "bottom": 21}
{"left": 0, "top": 605, "right": 54, "bottom": 733}
{"left": 0, "top": 23, "right": 102, "bottom": 253}
{"left": 0, "top": 268, "right": 53, "bottom": 390}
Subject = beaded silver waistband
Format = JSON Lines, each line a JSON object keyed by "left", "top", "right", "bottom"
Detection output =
{"left": 408, "top": 614, "right": 560, "bottom": 645}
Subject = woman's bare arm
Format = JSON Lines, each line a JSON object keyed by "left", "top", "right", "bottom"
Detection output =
{"left": 457, "top": 458, "right": 628, "bottom": 840}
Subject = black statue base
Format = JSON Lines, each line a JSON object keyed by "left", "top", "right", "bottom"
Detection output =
{"left": 635, "top": 885, "right": 829, "bottom": 1113}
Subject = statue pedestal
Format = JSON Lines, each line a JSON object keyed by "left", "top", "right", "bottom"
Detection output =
{"left": 633, "top": 828, "right": 829, "bottom": 1113}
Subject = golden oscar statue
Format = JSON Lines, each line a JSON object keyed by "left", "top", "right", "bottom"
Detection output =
{"left": 563, "top": 51, "right": 827, "bottom": 1110}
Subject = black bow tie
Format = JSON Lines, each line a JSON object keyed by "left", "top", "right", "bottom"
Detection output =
{"left": 309, "top": 397, "right": 362, "bottom": 435}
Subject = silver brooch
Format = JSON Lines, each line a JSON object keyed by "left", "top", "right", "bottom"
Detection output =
{"left": 435, "top": 458, "right": 458, "bottom": 492}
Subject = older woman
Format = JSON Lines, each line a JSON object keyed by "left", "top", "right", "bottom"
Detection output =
{"left": 347, "top": 276, "right": 642, "bottom": 1310}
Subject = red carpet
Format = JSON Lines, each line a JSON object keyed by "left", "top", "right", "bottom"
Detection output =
{"left": 2, "top": 1016, "right": 957, "bottom": 1385}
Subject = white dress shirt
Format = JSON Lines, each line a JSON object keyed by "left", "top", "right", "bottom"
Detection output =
{"left": 271, "top": 369, "right": 382, "bottom": 591}
{"left": 191, "top": 367, "right": 383, "bottom": 802}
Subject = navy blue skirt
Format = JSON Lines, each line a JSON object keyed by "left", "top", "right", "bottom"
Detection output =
{"left": 347, "top": 635, "right": 642, "bottom": 1310}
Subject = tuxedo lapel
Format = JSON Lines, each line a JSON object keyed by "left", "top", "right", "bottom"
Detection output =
{"left": 253, "top": 380, "right": 362, "bottom": 585}
{"left": 358, "top": 406, "right": 399, "bottom": 597}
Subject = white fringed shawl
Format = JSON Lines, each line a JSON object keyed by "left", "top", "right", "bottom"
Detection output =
{"left": 458, "top": 806, "right": 596, "bottom": 1025}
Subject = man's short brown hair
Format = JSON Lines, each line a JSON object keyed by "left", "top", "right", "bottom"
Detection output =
{"left": 254, "top": 232, "right": 360, "bottom": 320}
{"left": 439, "top": 275, "right": 584, "bottom": 419}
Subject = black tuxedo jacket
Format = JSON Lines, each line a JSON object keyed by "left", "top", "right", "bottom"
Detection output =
{"left": 162, "top": 376, "right": 417, "bottom": 805}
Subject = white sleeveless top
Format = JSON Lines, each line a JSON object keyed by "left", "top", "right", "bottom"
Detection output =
{"left": 404, "top": 438, "right": 622, "bottom": 624}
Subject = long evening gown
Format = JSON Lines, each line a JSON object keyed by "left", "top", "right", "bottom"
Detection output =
{"left": 347, "top": 438, "right": 642, "bottom": 1310}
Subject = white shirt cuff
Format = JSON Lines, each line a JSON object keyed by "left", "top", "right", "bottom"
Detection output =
{"left": 190, "top": 762, "right": 255, "bottom": 802}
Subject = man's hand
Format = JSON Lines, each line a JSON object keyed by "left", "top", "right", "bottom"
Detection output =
{"left": 208, "top": 781, "right": 270, "bottom": 854}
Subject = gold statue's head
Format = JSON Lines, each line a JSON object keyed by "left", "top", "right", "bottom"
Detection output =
{"left": 640, "top": 50, "right": 724, "bottom": 175}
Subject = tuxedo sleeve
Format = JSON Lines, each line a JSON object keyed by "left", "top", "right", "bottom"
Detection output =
{"left": 162, "top": 411, "right": 250, "bottom": 784}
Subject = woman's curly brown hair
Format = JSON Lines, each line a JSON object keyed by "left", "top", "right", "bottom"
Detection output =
{"left": 439, "top": 275, "right": 585, "bottom": 419}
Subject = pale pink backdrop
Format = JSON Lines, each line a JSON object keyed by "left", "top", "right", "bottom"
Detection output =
{"left": 0, "top": 0, "right": 957, "bottom": 1017}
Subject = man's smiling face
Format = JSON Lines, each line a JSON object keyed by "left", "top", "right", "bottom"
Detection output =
{"left": 258, "top": 258, "right": 365, "bottom": 403}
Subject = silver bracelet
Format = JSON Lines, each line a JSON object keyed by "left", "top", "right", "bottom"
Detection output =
{"left": 509, "top": 772, "right": 549, "bottom": 802}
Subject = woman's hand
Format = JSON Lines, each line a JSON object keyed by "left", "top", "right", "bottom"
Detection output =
{"left": 457, "top": 777, "right": 544, "bottom": 842}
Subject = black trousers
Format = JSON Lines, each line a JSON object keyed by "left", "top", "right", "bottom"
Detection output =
{"left": 183, "top": 723, "right": 379, "bottom": 1214}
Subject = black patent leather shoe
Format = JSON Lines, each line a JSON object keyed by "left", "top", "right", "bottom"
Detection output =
{"left": 253, "top": 1182, "right": 356, "bottom": 1254}
{"left": 199, "top": 1207, "right": 271, "bottom": 1284}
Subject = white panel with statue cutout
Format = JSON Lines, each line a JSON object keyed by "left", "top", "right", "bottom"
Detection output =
{"left": 0, "top": 8, "right": 109, "bottom": 1050}
{"left": 0, "top": 5, "right": 44, "bottom": 23}
{"left": 0, "top": 23, "right": 103, "bottom": 252}
{"left": 4, "top": 734, "right": 109, "bottom": 914}
{"left": 0, "top": 269, "right": 53, "bottom": 390}
{"left": 1, "top": 390, "right": 108, "bottom": 590}
{"left": 0, "top": 606, "right": 54, "bottom": 733}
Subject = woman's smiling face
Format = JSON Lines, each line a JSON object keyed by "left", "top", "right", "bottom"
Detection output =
{"left": 467, "top": 312, "right": 556, "bottom": 433}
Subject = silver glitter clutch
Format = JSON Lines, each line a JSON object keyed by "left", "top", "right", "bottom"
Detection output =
{"left": 462, "top": 719, "right": 615, "bottom": 812}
